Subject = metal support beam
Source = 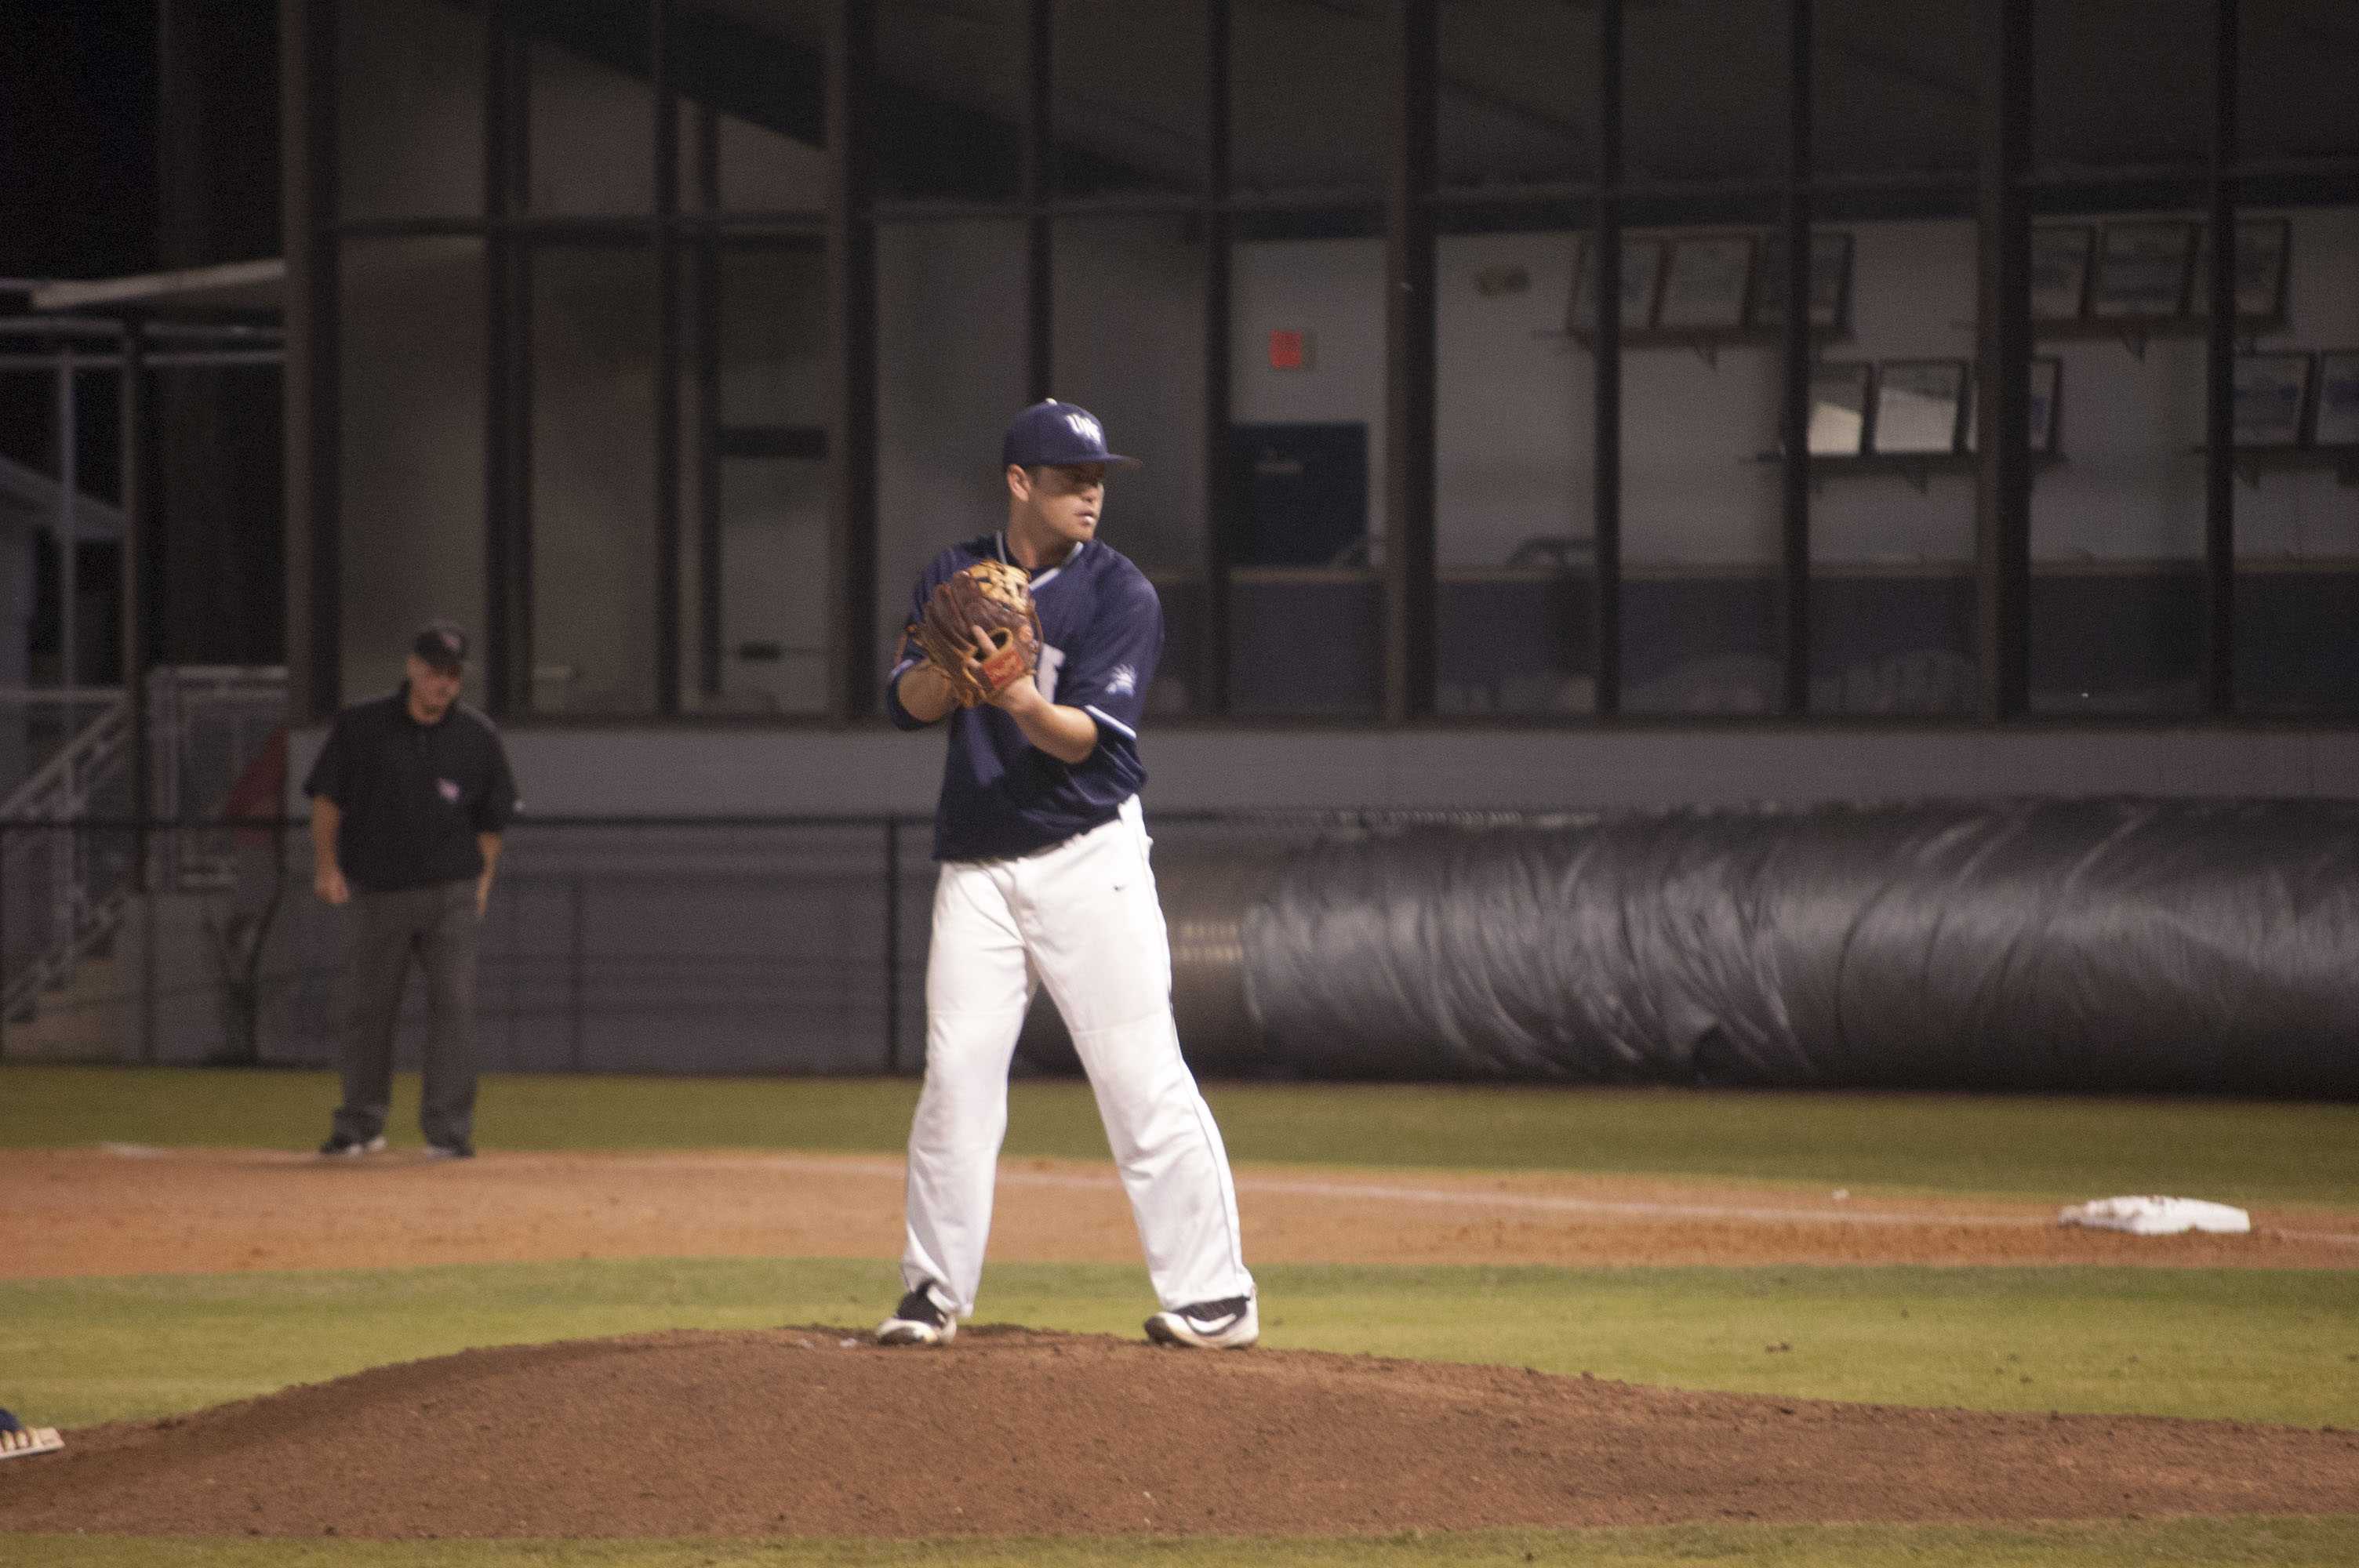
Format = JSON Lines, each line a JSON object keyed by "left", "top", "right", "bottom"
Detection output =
{"left": 1778, "top": 0, "right": 1814, "bottom": 716}
{"left": 1201, "top": 0, "right": 1234, "bottom": 717}
{"left": 484, "top": 0, "right": 516, "bottom": 718}
{"left": 121, "top": 318, "right": 150, "bottom": 889}
{"left": 827, "top": 0, "right": 880, "bottom": 720}
{"left": 652, "top": 0, "right": 684, "bottom": 715}
{"left": 1383, "top": 0, "right": 1438, "bottom": 724}
{"left": 56, "top": 347, "right": 78, "bottom": 733}
{"left": 1972, "top": 0, "right": 2031, "bottom": 721}
{"left": 1025, "top": 0, "right": 1054, "bottom": 401}
{"left": 283, "top": 0, "right": 341, "bottom": 721}
{"left": 695, "top": 104, "right": 724, "bottom": 700}
{"left": 1590, "top": 0, "right": 1624, "bottom": 715}
{"left": 2203, "top": 0, "right": 2240, "bottom": 715}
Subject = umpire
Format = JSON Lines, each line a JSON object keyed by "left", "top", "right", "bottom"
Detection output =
{"left": 304, "top": 621, "right": 519, "bottom": 1159}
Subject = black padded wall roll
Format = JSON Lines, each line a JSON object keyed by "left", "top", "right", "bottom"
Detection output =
{"left": 1237, "top": 801, "right": 2359, "bottom": 1094}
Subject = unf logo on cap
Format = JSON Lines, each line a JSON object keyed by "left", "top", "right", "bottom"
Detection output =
{"left": 1064, "top": 411, "right": 1103, "bottom": 445}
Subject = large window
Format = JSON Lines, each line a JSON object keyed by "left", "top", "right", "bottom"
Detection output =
{"left": 308, "top": 0, "right": 2359, "bottom": 728}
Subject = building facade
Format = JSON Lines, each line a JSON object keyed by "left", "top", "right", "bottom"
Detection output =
{"left": 282, "top": 0, "right": 2359, "bottom": 814}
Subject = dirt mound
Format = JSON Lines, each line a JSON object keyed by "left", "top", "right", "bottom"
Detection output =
{"left": 3, "top": 1327, "right": 2356, "bottom": 1540}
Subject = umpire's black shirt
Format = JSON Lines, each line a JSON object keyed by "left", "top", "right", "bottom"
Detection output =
{"left": 302, "top": 686, "right": 520, "bottom": 893}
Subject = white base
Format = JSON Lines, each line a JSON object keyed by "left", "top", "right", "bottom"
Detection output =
{"left": 2057, "top": 1196, "right": 2252, "bottom": 1236}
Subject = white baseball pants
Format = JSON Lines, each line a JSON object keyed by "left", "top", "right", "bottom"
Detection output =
{"left": 900, "top": 797, "right": 1254, "bottom": 1317}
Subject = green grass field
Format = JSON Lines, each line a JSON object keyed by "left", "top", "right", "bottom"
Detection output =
{"left": 4, "top": 1065, "right": 2357, "bottom": 1567}
{"left": 7, "top": 1064, "right": 2357, "bottom": 1204}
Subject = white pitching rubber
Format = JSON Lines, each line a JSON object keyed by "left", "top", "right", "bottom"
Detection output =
{"left": 0, "top": 1426, "right": 63, "bottom": 1460}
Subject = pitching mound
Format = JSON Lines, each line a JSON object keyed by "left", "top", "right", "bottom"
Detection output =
{"left": 4, "top": 1328, "right": 2357, "bottom": 1540}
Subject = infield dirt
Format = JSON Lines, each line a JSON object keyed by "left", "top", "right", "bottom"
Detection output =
{"left": 2, "top": 1147, "right": 2355, "bottom": 1541}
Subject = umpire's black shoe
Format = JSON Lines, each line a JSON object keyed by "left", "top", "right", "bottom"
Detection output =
{"left": 318, "top": 1133, "right": 387, "bottom": 1158}
{"left": 876, "top": 1283, "right": 956, "bottom": 1346}
{"left": 1145, "top": 1295, "right": 1259, "bottom": 1349}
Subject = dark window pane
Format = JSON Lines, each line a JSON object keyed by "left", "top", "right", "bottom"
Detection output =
{"left": 2028, "top": 212, "right": 2206, "bottom": 715}
{"left": 683, "top": 238, "right": 832, "bottom": 716}
{"left": 717, "top": 242, "right": 829, "bottom": 426}
{"left": 339, "top": 238, "right": 486, "bottom": 697}
{"left": 529, "top": 26, "right": 656, "bottom": 216}
{"left": 2232, "top": 206, "right": 2359, "bottom": 715}
{"left": 1438, "top": 0, "right": 1598, "bottom": 193}
{"left": 1052, "top": 216, "right": 1208, "bottom": 575}
{"left": 2241, "top": 1, "right": 2359, "bottom": 165}
{"left": 1626, "top": 0, "right": 1783, "bottom": 187}
{"left": 1227, "top": 224, "right": 1383, "bottom": 716}
{"left": 875, "top": 220, "right": 1028, "bottom": 673}
{"left": 338, "top": 0, "right": 484, "bottom": 221}
{"left": 876, "top": 0, "right": 1027, "bottom": 203}
{"left": 2034, "top": 0, "right": 2209, "bottom": 173}
{"left": 1816, "top": 0, "right": 1976, "bottom": 180}
{"left": 1808, "top": 217, "right": 1980, "bottom": 715}
{"left": 1616, "top": 221, "right": 1783, "bottom": 715}
{"left": 532, "top": 245, "right": 660, "bottom": 715}
{"left": 1229, "top": 572, "right": 1382, "bottom": 717}
{"left": 674, "top": 1, "right": 830, "bottom": 212}
{"left": 1438, "top": 223, "right": 1594, "bottom": 715}
{"left": 692, "top": 457, "right": 831, "bottom": 714}
{"left": 1053, "top": 1, "right": 1207, "bottom": 199}
{"left": 1233, "top": 0, "right": 1387, "bottom": 201}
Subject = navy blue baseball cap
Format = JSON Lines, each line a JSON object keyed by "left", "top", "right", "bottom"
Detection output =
{"left": 1001, "top": 399, "right": 1139, "bottom": 470}
{"left": 411, "top": 620, "right": 469, "bottom": 672}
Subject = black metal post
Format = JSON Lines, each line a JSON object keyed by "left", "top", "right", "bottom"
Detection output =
{"left": 0, "top": 822, "right": 9, "bottom": 1062}
{"left": 883, "top": 816, "right": 900, "bottom": 1071}
{"left": 2203, "top": 0, "right": 2239, "bottom": 714}
{"left": 1025, "top": 0, "right": 1054, "bottom": 401}
{"left": 1779, "top": 0, "right": 1814, "bottom": 716}
{"left": 1383, "top": 0, "right": 1439, "bottom": 724}
{"left": 653, "top": 0, "right": 683, "bottom": 715}
{"left": 295, "top": 0, "right": 343, "bottom": 722}
{"left": 1592, "top": 0, "right": 1624, "bottom": 714}
{"left": 696, "top": 106, "right": 723, "bottom": 700}
{"left": 828, "top": 0, "right": 880, "bottom": 720}
{"left": 122, "top": 318, "right": 150, "bottom": 895}
{"left": 569, "top": 876, "right": 585, "bottom": 1070}
{"left": 1974, "top": 0, "right": 2032, "bottom": 721}
{"left": 484, "top": 0, "right": 514, "bottom": 717}
{"left": 1201, "top": 0, "right": 1234, "bottom": 717}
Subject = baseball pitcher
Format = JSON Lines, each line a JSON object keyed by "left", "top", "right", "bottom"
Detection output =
{"left": 876, "top": 398, "right": 1257, "bottom": 1350}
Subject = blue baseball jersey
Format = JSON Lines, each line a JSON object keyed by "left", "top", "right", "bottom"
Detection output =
{"left": 887, "top": 532, "right": 1163, "bottom": 862}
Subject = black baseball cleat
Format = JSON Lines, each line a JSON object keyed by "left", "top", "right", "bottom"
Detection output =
{"left": 876, "top": 1282, "right": 956, "bottom": 1346}
{"left": 1145, "top": 1295, "right": 1259, "bottom": 1349}
{"left": 318, "top": 1133, "right": 387, "bottom": 1158}
{"left": 423, "top": 1141, "right": 476, "bottom": 1160}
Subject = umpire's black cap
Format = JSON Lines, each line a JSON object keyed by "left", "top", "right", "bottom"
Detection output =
{"left": 411, "top": 620, "right": 469, "bottom": 672}
{"left": 1001, "top": 399, "right": 1140, "bottom": 470}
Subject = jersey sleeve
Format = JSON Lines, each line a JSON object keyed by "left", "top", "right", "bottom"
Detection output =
{"left": 475, "top": 729, "right": 521, "bottom": 833}
{"left": 300, "top": 717, "right": 351, "bottom": 805}
{"left": 1056, "top": 568, "right": 1163, "bottom": 752}
{"left": 884, "top": 554, "right": 956, "bottom": 730}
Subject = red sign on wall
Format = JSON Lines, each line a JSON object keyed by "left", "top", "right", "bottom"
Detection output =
{"left": 1268, "top": 329, "right": 1312, "bottom": 371}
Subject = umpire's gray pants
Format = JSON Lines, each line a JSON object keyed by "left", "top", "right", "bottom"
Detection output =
{"left": 330, "top": 880, "right": 482, "bottom": 1148}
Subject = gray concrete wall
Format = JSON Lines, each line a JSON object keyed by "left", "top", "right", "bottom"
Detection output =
{"left": 290, "top": 724, "right": 2359, "bottom": 819}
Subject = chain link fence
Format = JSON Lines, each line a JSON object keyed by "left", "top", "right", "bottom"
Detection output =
{"left": 0, "top": 812, "right": 1376, "bottom": 1075}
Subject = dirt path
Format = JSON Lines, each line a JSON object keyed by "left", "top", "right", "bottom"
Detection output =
{"left": 3, "top": 1146, "right": 2353, "bottom": 1279}
{"left": 7, "top": 1146, "right": 2354, "bottom": 1543}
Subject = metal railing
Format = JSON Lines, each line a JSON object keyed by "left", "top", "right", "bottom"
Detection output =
{"left": 0, "top": 810, "right": 1373, "bottom": 1073}
{"left": 0, "top": 667, "right": 288, "bottom": 1022}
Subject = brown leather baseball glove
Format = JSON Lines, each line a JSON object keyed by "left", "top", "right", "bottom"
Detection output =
{"left": 910, "top": 561, "right": 1042, "bottom": 707}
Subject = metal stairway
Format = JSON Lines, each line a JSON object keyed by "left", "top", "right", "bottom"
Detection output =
{"left": 0, "top": 667, "right": 288, "bottom": 1033}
